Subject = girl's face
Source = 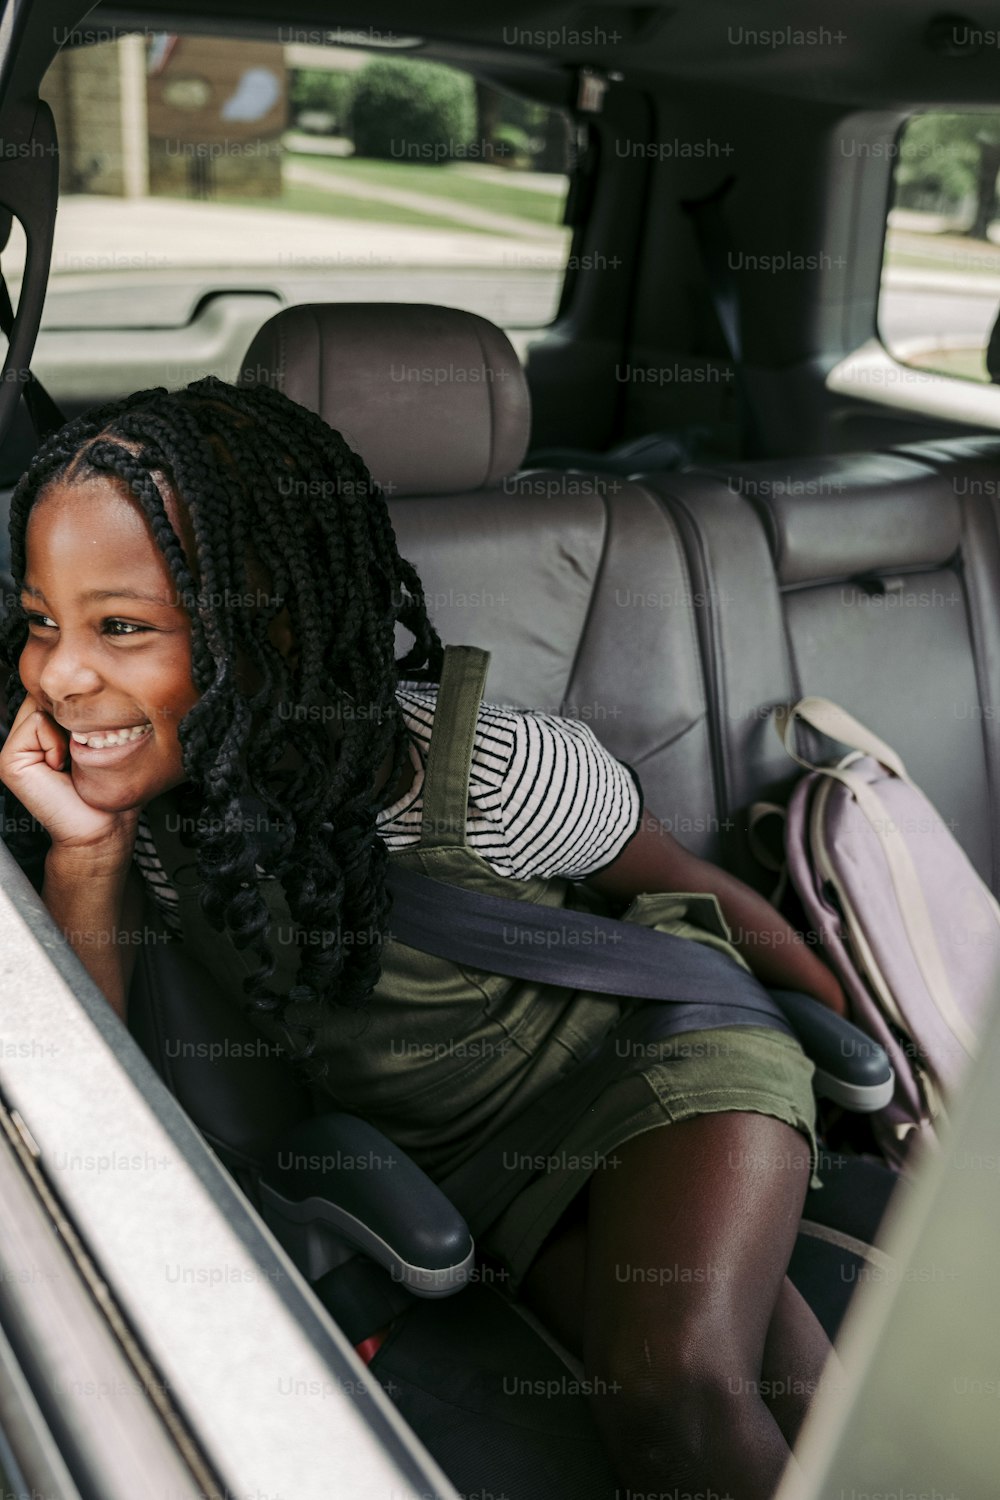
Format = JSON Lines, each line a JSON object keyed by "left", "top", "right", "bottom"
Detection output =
{"left": 18, "top": 473, "right": 201, "bottom": 813}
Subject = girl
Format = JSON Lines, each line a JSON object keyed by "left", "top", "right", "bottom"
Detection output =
{"left": 0, "top": 377, "right": 846, "bottom": 1500}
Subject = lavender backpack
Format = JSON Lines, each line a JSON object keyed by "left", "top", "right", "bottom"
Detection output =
{"left": 761, "top": 697, "right": 1000, "bottom": 1169}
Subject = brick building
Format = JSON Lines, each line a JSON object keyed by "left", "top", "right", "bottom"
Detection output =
{"left": 42, "top": 34, "right": 286, "bottom": 199}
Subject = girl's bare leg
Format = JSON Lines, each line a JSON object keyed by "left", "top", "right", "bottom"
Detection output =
{"left": 519, "top": 1113, "right": 833, "bottom": 1500}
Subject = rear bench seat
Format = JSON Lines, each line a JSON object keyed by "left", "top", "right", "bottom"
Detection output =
{"left": 644, "top": 452, "right": 1000, "bottom": 892}
{"left": 241, "top": 303, "right": 1000, "bottom": 899}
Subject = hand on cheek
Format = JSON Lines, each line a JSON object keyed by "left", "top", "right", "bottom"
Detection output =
{"left": 0, "top": 693, "right": 141, "bottom": 860}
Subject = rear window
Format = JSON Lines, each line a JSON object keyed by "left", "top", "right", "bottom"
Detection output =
{"left": 880, "top": 111, "right": 1000, "bottom": 385}
{"left": 12, "top": 31, "right": 576, "bottom": 399}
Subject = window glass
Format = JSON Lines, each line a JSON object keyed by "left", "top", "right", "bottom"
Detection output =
{"left": 17, "top": 32, "right": 575, "bottom": 398}
{"left": 880, "top": 111, "right": 1000, "bottom": 384}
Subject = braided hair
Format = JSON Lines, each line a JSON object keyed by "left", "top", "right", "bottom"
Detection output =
{"left": 0, "top": 376, "right": 443, "bottom": 1063}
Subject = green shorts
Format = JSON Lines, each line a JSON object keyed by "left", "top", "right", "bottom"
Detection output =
{"left": 479, "top": 1021, "right": 820, "bottom": 1296}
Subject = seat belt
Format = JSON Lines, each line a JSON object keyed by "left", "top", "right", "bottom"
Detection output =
{"left": 680, "top": 174, "right": 760, "bottom": 454}
{"left": 0, "top": 270, "right": 66, "bottom": 444}
{"left": 384, "top": 863, "right": 893, "bottom": 1113}
{"left": 384, "top": 862, "right": 893, "bottom": 1235}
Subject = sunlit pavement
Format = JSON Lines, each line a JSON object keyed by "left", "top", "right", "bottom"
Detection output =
{"left": 8, "top": 195, "right": 567, "bottom": 278}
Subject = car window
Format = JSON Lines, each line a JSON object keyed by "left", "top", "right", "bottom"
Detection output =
{"left": 880, "top": 110, "right": 1000, "bottom": 386}
{"left": 8, "top": 31, "right": 575, "bottom": 401}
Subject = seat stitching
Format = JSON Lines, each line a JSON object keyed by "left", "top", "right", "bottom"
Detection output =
{"left": 626, "top": 712, "right": 707, "bottom": 767}
{"left": 657, "top": 488, "right": 730, "bottom": 818}
{"left": 952, "top": 503, "right": 1000, "bottom": 892}
{"left": 469, "top": 316, "right": 496, "bottom": 488}
{"left": 559, "top": 486, "right": 609, "bottom": 715}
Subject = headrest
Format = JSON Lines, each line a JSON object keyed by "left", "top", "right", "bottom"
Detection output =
{"left": 717, "top": 453, "right": 962, "bottom": 586}
{"left": 239, "top": 303, "right": 530, "bottom": 497}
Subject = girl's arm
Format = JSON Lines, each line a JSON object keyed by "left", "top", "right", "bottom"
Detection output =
{"left": 41, "top": 851, "right": 144, "bottom": 1023}
{"left": 585, "top": 808, "right": 848, "bottom": 1015}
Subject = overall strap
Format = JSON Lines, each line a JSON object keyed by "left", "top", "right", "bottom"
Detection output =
{"left": 418, "top": 644, "right": 491, "bottom": 849}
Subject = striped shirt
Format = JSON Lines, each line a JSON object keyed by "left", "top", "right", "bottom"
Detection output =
{"left": 133, "top": 682, "right": 644, "bottom": 931}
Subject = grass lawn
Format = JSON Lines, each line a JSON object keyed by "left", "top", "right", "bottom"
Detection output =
{"left": 287, "top": 153, "right": 568, "bottom": 227}
{"left": 211, "top": 182, "right": 493, "bottom": 233}
{"left": 903, "top": 346, "right": 990, "bottom": 381}
{"left": 884, "top": 228, "right": 1000, "bottom": 277}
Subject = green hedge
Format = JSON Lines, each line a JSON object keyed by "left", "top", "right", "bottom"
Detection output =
{"left": 290, "top": 69, "right": 355, "bottom": 130}
{"left": 351, "top": 58, "right": 477, "bottom": 162}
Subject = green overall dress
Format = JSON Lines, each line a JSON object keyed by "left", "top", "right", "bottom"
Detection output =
{"left": 140, "top": 644, "right": 818, "bottom": 1291}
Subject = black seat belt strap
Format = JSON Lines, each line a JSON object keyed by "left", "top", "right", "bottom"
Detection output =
{"left": 384, "top": 863, "right": 893, "bottom": 1111}
{"left": 680, "top": 174, "right": 760, "bottom": 454}
{"left": 388, "top": 861, "right": 781, "bottom": 1016}
{"left": 0, "top": 271, "right": 66, "bottom": 443}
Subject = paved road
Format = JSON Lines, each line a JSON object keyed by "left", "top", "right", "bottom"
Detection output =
{"left": 880, "top": 283, "right": 999, "bottom": 350}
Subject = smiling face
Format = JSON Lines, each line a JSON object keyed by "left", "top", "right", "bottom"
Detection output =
{"left": 17, "top": 472, "right": 201, "bottom": 813}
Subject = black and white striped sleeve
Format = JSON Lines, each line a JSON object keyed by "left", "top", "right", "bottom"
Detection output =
{"left": 496, "top": 710, "right": 643, "bottom": 880}
{"left": 132, "top": 812, "right": 182, "bottom": 931}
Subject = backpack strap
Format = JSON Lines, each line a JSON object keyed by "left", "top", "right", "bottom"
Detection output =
{"left": 775, "top": 696, "right": 909, "bottom": 781}
{"left": 417, "top": 645, "right": 491, "bottom": 850}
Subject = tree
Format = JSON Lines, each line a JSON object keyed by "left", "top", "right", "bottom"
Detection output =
{"left": 288, "top": 69, "right": 355, "bottom": 132}
{"left": 351, "top": 58, "right": 476, "bottom": 162}
{"left": 970, "top": 129, "right": 1000, "bottom": 239}
{"left": 894, "top": 112, "right": 1000, "bottom": 237}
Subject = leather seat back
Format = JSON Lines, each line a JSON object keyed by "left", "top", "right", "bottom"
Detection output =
{"left": 240, "top": 303, "right": 727, "bottom": 858}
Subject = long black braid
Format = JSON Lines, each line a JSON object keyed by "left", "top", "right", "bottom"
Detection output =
{"left": 0, "top": 377, "right": 443, "bottom": 1066}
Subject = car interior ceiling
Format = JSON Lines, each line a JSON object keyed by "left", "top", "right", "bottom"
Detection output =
{"left": 5, "top": 4, "right": 1000, "bottom": 1493}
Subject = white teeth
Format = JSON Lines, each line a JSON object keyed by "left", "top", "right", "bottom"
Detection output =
{"left": 70, "top": 722, "right": 152, "bottom": 749}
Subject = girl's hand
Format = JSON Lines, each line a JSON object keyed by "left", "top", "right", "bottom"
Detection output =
{"left": 0, "top": 693, "right": 139, "bottom": 864}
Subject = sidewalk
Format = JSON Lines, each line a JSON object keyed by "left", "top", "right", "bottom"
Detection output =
{"left": 4, "top": 195, "right": 567, "bottom": 282}
{"left": 883, "top": 265, "right": 1000, "bottom": 300}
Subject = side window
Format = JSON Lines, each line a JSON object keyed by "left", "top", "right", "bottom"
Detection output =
{"left": 880, "top": 111, "right": 1000, "bottom": 384}
{"left": 27, "top": 32, "right": 577, "bottom": 401}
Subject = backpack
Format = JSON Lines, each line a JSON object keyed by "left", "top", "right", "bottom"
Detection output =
{"left": 765, "top": 696, "right": 1000, "bottom": 1168}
